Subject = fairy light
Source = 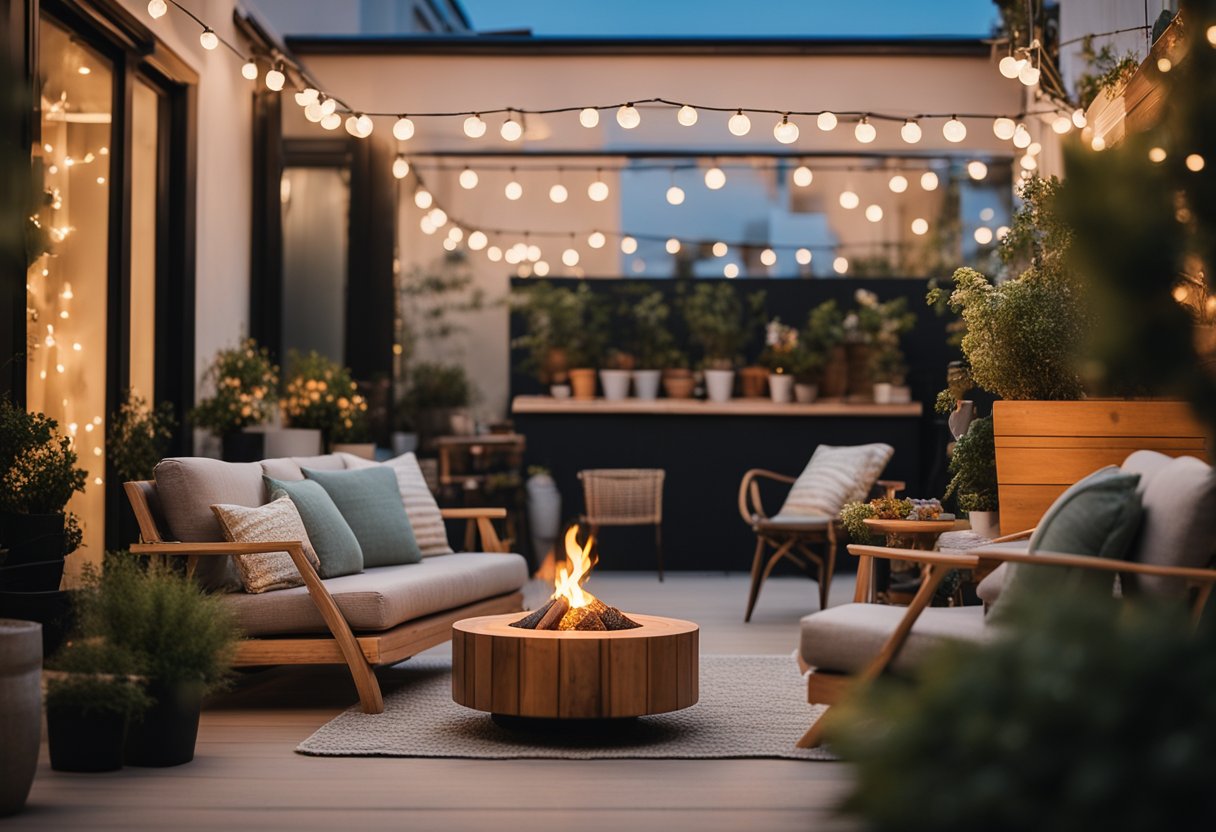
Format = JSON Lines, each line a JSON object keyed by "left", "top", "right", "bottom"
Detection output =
{"left": 533, "top": 260, "right": 550, "bottom": 277}
{"left": 1187, "top": 154, "right": 1206, "bottom": 172}
{"left": 665, "top": 238, "right": 681, "bottom": 254}
{"left": 998, "top": 54, "right": 1025, "bottom": 79}
{"left": 579, "top": 107, "right": 600, "bottom": 128}
{"left": 888, "top": 174, "right": 908, "bottom": 193}
{"left": 795, "top": 248, "right": 812, "bottom": 265}
{"left": 241, "top": 60, "right": 258, "bottom": 80}
{"left": 468, "top": 230, "right": 488, "bottom": 250}
{"left": 773, "top": 114, "right": 799, "bottom": 144}
{"left": 549, "top": 182, "right": 569, "bottom": 204}
{"left": 854, "top": 117, "right": 876, "bottom": 144}
{"left": 265, "top": 66, "right": 286, "bottom": 91}
{"left": 676, "top": 105, "right": 698, "bottom": 126}
{"left": 760, "top": 248, "right": 777, "bottom": 266}
{"left": 712, "top": 242, "right": 728, "bottom": 257}
{"left": 920, "top": 171, "right": 939, "bottom": 191}
{"left": 704, "top": 165, "right": 727, "bottom": 190}
{"left": 199, "top": 28, "right": 218, "bottom": 50}
{"left": 459, "top": 167, "right": 478, "bottom": 189}
{"left": 1051, "top": 115, "right": 1072, "bottom": 134}
{"left": 1012, "top": 123, "right": 1032, "bottom": 148}
{"left": 414, "top": 188, "right": 433, "bottom": 209}
{"left": 588, "top": 231, "right": 606, "bottom": 249}
{"left": 504, "top": 173, "right": 523, "bottom": 201}
{"left": 500, "top": 113, "right": 523, "bottom": 142}
{"left": 463, "top": 114, "right": 487, "bottom": 138}
{"left": 621, "top": 236, "right": 638, "bottom": 254}
{"left": 792, "top": 165, "right": 813, "bottom": 187}
{"left": 588, "top": 173, "right": 610, "bottom": 201}
{"left": 666, "top": 185, "right": 685, "bottom": 205}
{"left": 1149, "top": 147, "right": 1167, "bottom": 163}
{"left": 967, "top": 160, "right": 988, "bottom": 180}
{"left": 294, "top": 88, "right": 318, "bottom": 107}
{"left": 942, "top": 116, "right": 967, "bottom": 143}
{"left": 833, "top": 256, "right": 849, "bottom": 274}
{"left": 1072, "top": 109, "right": 1088, "bottom": 129}
{"left": 974, "top": 226, "right": 994, "bottom": 245}
{"left": 839, "top": 190, "right": 860, "bottom": 210}
{"left": 562, "top": 248, "right": 580, "bottom": 267}
{"left": 487, "top": 245, "right": 503, "bottom": 262}
{"left": 900, "top": 120, "right": 922, "bottom": 144}
{"left": 816, "top": 111, "right": 837, "bottom": 131}
{"left": 616, "top": 104, "right": 641, "bottom": 129}
{"left": 728, "top": 110, "right": 751, "bottom": 137}
{"left": 993, "top": 117, "right": 1016, "bottom": 140}
{"left": 723, "top": 263, "right": 739, "bottom": 278}
{"left": 864, "top": 204, "right": 883, "bottom": 223}
{"left": 147, "top": 0, "right": 167, "bottom": 18}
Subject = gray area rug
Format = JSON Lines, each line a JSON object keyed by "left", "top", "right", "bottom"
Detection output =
{"left": 297, "top": 654, "right": 836, "bottom": 761}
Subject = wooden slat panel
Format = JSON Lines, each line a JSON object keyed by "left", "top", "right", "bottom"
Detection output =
{"left": 606, "top": 638, "right": 647, "bottom": 716}
{"left": 995, "top": 435, "right": 1206, "bottom": 450}
{"left": 490, "top": 635, "right": 520, "bottom": 714}
{"left": 463, "top": 627, "right": 477, "bottom": 705}
{"left": 647, "top": 636, "right": 679, "bottom": 714}
{"left": 999, "top": 485, "right": 1069, "bottom": 535}
{"left": 677, "top": 630, "right": 695, "bottom": 709}
{"left": 519, "top": 637, "right": 559, "bottom": 718}
{"left": 451, "top": 629, "right": 465, "bottom": 701}
{"left": 473, "top": 634, "right": 494, "bottom": 711}
{"left": 557, "top": 639, "right": 601, "bottom": 718}
{"left": 993, "top": 400, "right": 1208, "bottom": 441}
{"left": 995, "top": 447, "right": 1193, "bottom": 485}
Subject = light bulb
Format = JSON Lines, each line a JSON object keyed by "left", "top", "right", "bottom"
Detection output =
{"left": 264, "top": 68, "right": 284, "bottom": 91}
{"left": 943, "top": 117, "right": 966, "bottom": 143}
{"left": 728, "top": 110, "right": 751, "bottom": 136}
{"left": 724, "top": 263, "right": 739, "bottom": 279}
{"left": 1018, "top": 61, "right": 1040, "bottom": 86}
{"left": 487, "top": 246, "right": 502, "bottom": 262}
{"left": 854, "top": 118, "right": 876, "bottom": 144}
{"left": 505, "top": 179, "right": 523, "bottom": 200}
{"left": 295, "top": 88, "right": 318, "bottom": 107}
{"left": 468, "top": 230, "right": 487, "bottom": 250}
{"left": 911, "top": 217, "right": 929, "bottom": 235}
{"left": 320, "top": 98, "right": 337, "bottom": 116}
{"left": 1186, "top": 154, "right": 1205, "bottom": 172}
{"left": 393, "top": 117, "right": 415, "bottom": 141}
{"left": 1012, "top": 123, "right": 1031, "bottom": 148}
{"left": 579, "top": 107, "right": 599, "bottom": 128}
{"left": 865, "top": 204, "right": 883, "bottom": 223}
{"left": 549, "top": 183, "right": 568, "bottom": 203}
{"left": 1072, "top": 108, "right": 1087, "bottom": 129}
{"left": 463, "top": 114, "right": 486, "bottom": 138}
{"left": 1052, "top": 115, "right": 1072, "bottom": 134}
{"left": 419, "top": 216, "right": 436, "bottom": 235}
{"left": 817, "top": 111, "right": 837, "bottom": 131}
{"left": 505, "top": 248, "right": 522, "bottom": 264}
{"left": 148, "top": 0, "right": 167, "bottom": 18}
{"left": 967, "top": 160, "right": 988, "bottom": 180}
{"left": 355, "top": 114, "right": 373, "bottom": 137}
{"left": 459, "top": 168, "right": 478, "bottom": 189}
{"left": 241, "top": 61, "right": 258, "bottom": 81}
{"left": 704, "top": 166, "right": 726, "bottom": 190}
{"left": 974, "top": 227, "right": 994, "bottom": 245}
{"left": 321, "top": 113, "right": 341, "bottom": 130}
{"left": 304, "top": 102, "right": 323, "bottom": 122}
{"left": 666, "top": 185, "right": 685, "bottom": 205}
{"left": 562, "top": 248, "right": 580, "bottom": 267}
{"left": 1149, "top": 146, "right": 1167, "bottom": 163}
{"left": 533, "top": 260, "right": 550, "bottom": 277}
{"left": 833, "top": 256, "right": 849, "bottom": 275}
{"left": 1027, "top": 141, "right": 1042, "bottom": 156}
{"left": 774, "top": 116, "right": 799, "bottom": 144}
{"left": 1020, "top": 153, "right": 1038, "bottom": 170}
{"left": 760, "top": 248, "right": 777, "bottom": 266}
{"left": 677, "top": 104, "right": 698, "bottom": 126}
{"left": 447, "top": 226, "right": 464, "bottom": 242}
{"left": 839, "top": 190, "right": 860, "bottom": 210}
{"left": 665, "top": 238, "right": 681, "bottom": 254}
{"left": 621, "top": 236, "right": 638, "bottom": 254}
{"left": 588, "top": 231, "right": 606, "bottom": 249}
{"left": 888, "top": 174, "right": 908, "bottom": 193}
{"left": 200, "top": 29, "right": 218, "bottom": 51}
{"left": 712, "top": 242, "right": 728, "bottom": 257}
{"left": 345, "top": 115, "right": 360, "bottom": 136}
{"left": 796, "top": 248, "right": 812, "bottom": 265}
{"left": 1208, "top": 24, "right": 1216, "bottom": 44}
{"left": 900, "top": 120, "right": 922, "bottom": 144}
{"left": 980, "top": 207, "right": 995, "bottom": 221}
{"left": 442, "top": 238, "right": 458, "bottom": 252}
{"left": 996, "top": 225, "right": 1010, "bottom": 240}
{"left": 392, "top": 157, "right": 410, "bottom": 179}
{"left": 993, "top": 117, "right": 1016, "bottom": 140}
{"left": 414, "top": 188, "right": 433, "bottom": 209}
{"left": 1090, "top": 136, "right": 1106, "bottom": 152}
{"left": 920, "top": 171, "right": 939, "bottom": 191}
{"left": 427, "top": 207, "right": 447, "bottom": 227}
{"left": 792, "top": 165, "right": 813, "bottom": 187}
{"left": 588, "top": 179, "right": 610, "bottom": 201}
{"left": 616, "top": 104, "right": 640, "bottom": 129}
{"left": 525, "top": 244, "right": 540, "bottom": 263}
{"left": 500, "top": 118, "right": 523, "bottom": 142}
{"left": 998, "top": 55, "right": 1023, "bottom": 78}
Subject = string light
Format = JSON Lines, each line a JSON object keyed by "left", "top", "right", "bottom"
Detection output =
{"left": 1051, "top": 115, "right": 1072, "bottom": 134}
{"left": 562, "top": 248, "right": 580, "bottom": 267}
{"left": 920, "top": 171, "right": 939, "bottom": 191}
{"left": 414, "top": 188, "right": 433, "bottom": 209}
{"left": 998, "top": 54, "right": 1025, "bottom": 79}
{"left": 487, "top": 245, "right": 503, "bottom": 262}
{"left": 241, "top": 60, "right": 258, "bottom": 80}
{"left": 723, "top": 263, "right": 739, "bottom": 278}
{"left": 704, "top": 165, "right": 727, "bottom": 190}
{"left": 864, "top": 204, "right": 883, "bottom": 222}
{"left": 320, "top": 113, "right": 341, "bottom": 131}
{"left": 393, "top": 117, "right": 415, "bottom": 141}
{"left": 392, "top": 156, "right": 410, "bottom": 179}
{"left": 588, "top": 231, "right": 606, "bottom": 249}
{"left": 579, "top": 107, "right": 600, "bottom": 128}
{"left": 817, "top": 111, "right": 837, "bottom": 131}
{"left": 967, "top": 160, "right": 988, "bottom": 180}
{"left": 1072, "top": 109, "right": 1088, "bottom": 129}
{"left": 795, "top": 248, "right": 812, "bottom": 265}
{"left": 839, "top": 190, "right": 860, "bottom": 209}
{"left": 147, "top": 0, "right": 167, "bottom": 18}
{"left": 1012, "top": 123, "right": 1031, "bottom": 148}
{"left": 199, "top": 28, "right": 218, "bottom": 50}
{"left": 1187, "top": 154, "right": 1206, "bottom": 172}
{"left": 773, "top": 114, "right": 799, "bottom": 144}
{"left": 888, "top": 174, "right": 908, "bottom": 193}
{"left": 1208, "top": 24, "right": 1216, "bottom": 45}
{"left": 549, "top": 182, "right": 569, "bottom": 203}
{"left": 665, "top": 238, "right": 681, "bottom": 254}
{"left": 942, "top": 117, "right": 966, "bottom": 143}
{"left": 974, "top": 226, "right": 994, "bottom": 245}
{"left": 534, "top": 260, "right": 550, "bottom": 276}
{"left": 666, "top": 185, "right": 685, "bottom": 205}
{"left": 265, "top": 65, "right": 286, "bottom": 91}
{"left": 294, "top": 87, "right": 318, "bottom": 107}
{"left": 760, "top": 248, "right": 777, "bottom": 266}
{"left": 463, "top": 114, "right": 487, "bottom": 138}
{"left": 900, "top": 119, "right": 922, "bottom": 144}
{"left": 505, "top": 171, "right": 523, "bottom": 200}
{"left": 617, "top": 104, "right": 641, "bottom": 129}
{"left": 428, "top": 207, "right": 448, "bottom": 227}
{"left": 728, "top": 110, "right": 751, "bottom": 136}
{"left": 500, "top": 113, "right": 523, "bottom": 142}
{"left": 1018, "top": 55, "right": 1040, "bottom": 86}
{"left": 588, "top": 173, "right": 610, "bottom": 201}
{"left": 792, "top": 165, "right": 813, "bottom": 187}
{"left": 621, "top": 236, "right": 638, "bottom": 254}
{"left": 468, "top": 230, "right": 487, "bottom": 250}
{"left": 993, "top": 117, "right": 1016, "bottom": 140}
{"left": 854, "top": 117, "right": 876, "bottom": 144}
{"left": 459, "top": 167, "right": 478, "bottom": 189}
{"left": 1149, "top": 147, "right": 1167, "bottom": 163}
{"left": 833, "top": 256, "right": 849, "bottom": 274}
{"left": 676, "top": 105, "right": 698, "bottom": 126}
{"left": 712, "top": 242, "right": 728, "bottom": 257}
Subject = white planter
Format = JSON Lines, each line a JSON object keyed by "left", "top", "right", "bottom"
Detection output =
{"left": 332, "top": 442, "right": 376, "bottom": 460}
{"left": 794, "top": 383, "right": 818, "bottom": 403}
{"left": 967, "top": 511, "right": 1001, "bottom": 539}
{"left": 873, "top": 382, "right": 894, "bottom": 404}
{"left": 245, "top": 426, "right": 324, "bottom": 458}
{"left": 632, "top": 369, "right": 662, "bottom": 401}
{"left": 768, "top": 373, "right": 794, "bottom": 404}
{"left": 0, "top": 620, "right": 41, "bottom": 816}
{"left": 550, "top": 384, "right": 572, "bottom": 400}
{"left": 890, "top": 385, "right": 912, "bottom": 404}
{"left": 599, "top": 369, "right": 632, "bottom": 401}
{"left": 526, "top": 473, "right": 562, "bottom": 568}
{"left": 704, "top": 369, "right": 735, "bottom": 403}
{"left": 390, "top": 431, "right": 418, "bottom": 457}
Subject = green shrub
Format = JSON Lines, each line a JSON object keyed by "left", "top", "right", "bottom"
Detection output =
{"left": 107, "top": 390, "right": 176, "bottom": 482}
{"left": 46, "top": 639, "right": 151, "bottom": 718}
{"left": 191, "top": 338, "right": 279, "bottom": 433}
{"left": 400, "top": 362, "right": 474, "bottom": 415}
{"left": 944, "top": 416, "right": 998, "bottom": 512}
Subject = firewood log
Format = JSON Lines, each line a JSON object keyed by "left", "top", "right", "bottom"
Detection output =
{"left": 510, "top": 597, "right": 558, "bottom": 629}
{"left": 558, "top": 606, "right": 607, "bottom": 631}
{"left": 536, "top": 596, "right": 570, "bottom": 630}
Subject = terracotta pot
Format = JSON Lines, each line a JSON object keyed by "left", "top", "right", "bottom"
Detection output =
{"left": 568, "top": 368, "right": 597, "bottom": 400}
{"left": 818, "top": 346, "right": 848, "bottom": 398}
{"left": 542, "top": 348, "right": 569, "bottom": 385}
{"left": 845, "top": 343, "right": 873, "bottom": 398}
{"left": 662, "top": 370, "right": 695, "bottom": 399}
{"left": 768, "top": 373, "right": 794, "bottom": 403}
{"left": 739, "top": 366, "right": 768, "bottom": 398}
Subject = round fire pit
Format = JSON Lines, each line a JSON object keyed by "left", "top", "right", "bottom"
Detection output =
{"left": 452, "top": 613, "right": 699, "bottom": 720}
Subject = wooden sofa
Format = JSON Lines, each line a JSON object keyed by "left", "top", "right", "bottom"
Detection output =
{"left": 123, "top": 454, "right": 527, "bottom": 714}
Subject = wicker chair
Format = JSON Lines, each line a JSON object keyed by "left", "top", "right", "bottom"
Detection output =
{"left": 579, "top": 469, "right": 666, "bottom": 581}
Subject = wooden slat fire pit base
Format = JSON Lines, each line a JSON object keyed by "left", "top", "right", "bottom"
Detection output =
{"left": 452, "top": 613, "right": 699, "bottom": 719}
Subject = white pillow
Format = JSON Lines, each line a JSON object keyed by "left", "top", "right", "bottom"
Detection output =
{"left": 337, "top": 452, "right": 454, "bottom": 556}
{"left": 777, "top": 443, "right": 894, "bottom": 519}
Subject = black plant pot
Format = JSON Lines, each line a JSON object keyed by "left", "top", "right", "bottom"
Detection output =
{"left": 47, "top": 707, "right": 128, "bottom": 772}
{"left": 221, "top": 431, "right": 265, "bottom": 463}
{"left": 0, "top": 512, "right": 66, "bottom": 567}
{"left": 0, "top": 559, "right": 65, "bottom": 592}
{"left": 0, "top": 590, "right": 73, "bottom": 656}
{"left": 124, "top": 680, "right": 204, "bottom": 767}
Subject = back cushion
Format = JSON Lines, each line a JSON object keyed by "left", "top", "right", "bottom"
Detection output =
{"left": 1121, "top": 451, "right": 1216, "bottom": 596}
{"left": 778, "top": 443, "right": 894, "bottom": 518}
{"left": 260, "top": 454, "right": 348, "bottom": 482}
{"left": 338, "top": 452, "right": 453, "bottom": 556}
{"left": 303, "top": 467, "right": 423, "bottom": 567}
{"left": 265, "top": 477, "right": 364, "bottom": 578}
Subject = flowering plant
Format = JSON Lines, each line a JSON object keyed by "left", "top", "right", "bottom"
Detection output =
{"left": 191, "top": 339, "right": 278, "bottom": 434}
{"left": 759, "top": 318, "right": 801, "bottom": 373}
{"left": 281, "top": 351, "right": 368, "bottom": 445}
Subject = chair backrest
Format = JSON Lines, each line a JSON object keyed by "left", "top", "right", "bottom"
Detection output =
{"left": 778, "top": 443, "right": 894, "bottom": 519}
{"left": 123, "top": 480, "right": 167, "bottom": 544}
{"left": 579, "top": 469, "right": 664, "bottom": 526}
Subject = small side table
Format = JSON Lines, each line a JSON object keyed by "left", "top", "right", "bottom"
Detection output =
{"left": 855, "top": 518, "right": 964, "bottom": 604}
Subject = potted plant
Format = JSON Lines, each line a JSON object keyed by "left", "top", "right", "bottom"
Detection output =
{"left": 398, "top": 361, "right": 475, "bottom": 450}
{"left": 660, "top": 349, "right": 695, "bottom": 399}
{"left": 682, "top": 283, "right": 747, "bottom": 403}
{"left": 0, "top": 619, "right": 41, "bottom": 815}
{"left": 106, "top": 390, "right": 176, "bottom": 545}
{"left": 851, "top": 290, "right": 917, "bottom": 402}
{"left": 944, "top": 415, "right": 1000, "bottom": 537}
{"left": 512, "top": 282, "right": 604, "bottom": 399}
{"left": 760, "top": 318, "right": 800, "bottom": 404}
{"left": 792, "top": 345, "right": 825, "bottom": 403}
{"left": 804, "top": 300, "right": 847, "bottom": 399}
{"left": 281, "top": 351, "right": 370, "bottom": 454}
{"left": 599, "top": 349, "right": 635, "bottom": 401}
{"left": 74, "top": 556, "right": 238, "bottom": 767}
{"left": 45, "top": 638, "right": 150, "bottom": 772}
{"left": 628, "top": 290, "right": 675, "bottom": 401}
{"left": 190, "top": 339, "right": 279, "bottom": 462}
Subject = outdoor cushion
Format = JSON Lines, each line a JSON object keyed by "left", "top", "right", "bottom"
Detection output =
{"left": 966, "top": 542, "right": 1030, "bottom": 605}
{"left": 776, "top": 443, "right": 894, "bottom": 520}
{"left": 338, "top": 452, "right": 454, "bottom": 556}
{"left": 800, "top": 603, "right": 991, "bottom": 676}
{"left": 1121, "top": 450, "right": 1216, "bottom": 596}
{"left": 220, "top": 552, "right": 529, "bottom": 635}
{"left": 260, "top": 454, "right": 347, "bottom": 482}
{"left": 266, "top": 477, "right": 363, "bottom": 578}
{"left": 211, "top": 496, "right": 322, "bottom": 593}
{"left": 303, "top": 466, "right": 423, "bottom": 567}
{"left": 754, "top": 514, "right": 833, "bottom": 533}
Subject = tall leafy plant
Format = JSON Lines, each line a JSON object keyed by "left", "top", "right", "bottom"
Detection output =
{"left": 106, "top": 390, "right": 176, "bottom": 482}
{"left": 680, "top": 283, "right": 764, "bottom": 367}
{"left": 191, "top": 339, "right": 279, "bottom": 434}
{"left": 512, "top": 282, "right": 606, "bottom": 378}
{"left": 0, "top": 398, "right": 87, "bottom": 517}
{"left": 627, "top": 290, "right": 677, "bottom": 368}
{"left": 944, "top": 416, "right": 998, "bottom": 512}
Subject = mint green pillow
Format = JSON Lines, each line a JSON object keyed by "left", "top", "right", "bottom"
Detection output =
{"left": 992, "top": 466, "right": 1143, "bottom": 619}
{"left": 264, "top": 476, "right": 363, "bottom": 578}
{"left": 302, "top": 467, "right": 422, "bottom": 567}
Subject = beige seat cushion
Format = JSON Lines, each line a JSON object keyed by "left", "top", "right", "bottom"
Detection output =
{"left": 221, "top": 552, "right": 528, "bottom": 635}
{"left": 754, "top": 515, "right": 832, "bottom": 534}
{"left": 800, "top": 603, "right": 991, "bottom": 676}
{"left": 338, "top": 452, "right": 453, "bottom": 556}
{"left": 778, "top": 443, "right": 894, "bottom": 519}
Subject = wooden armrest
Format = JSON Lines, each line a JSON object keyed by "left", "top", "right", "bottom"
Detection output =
{"left": 742, "top": 468, "right": 798, "bottom": 485}
{"left": 969, "top": 547, "right": 1216, "bottom": 582}
{"left": 875, "top": 479, "right": 906, "bottom": 498}
{"left": 441, "top": 507, "right": 508, "bottom": 520}
{"left": 989, "top": 527, "right": 1035, "bottom": 543}
{"left": 738, "top": 468, "right": 796, "bottom": 525}
{"left": 129, "top": 541, "right": 306, "bottom": 556}
{"left": 847, "top": 544, "right": 980, "bottom": 569}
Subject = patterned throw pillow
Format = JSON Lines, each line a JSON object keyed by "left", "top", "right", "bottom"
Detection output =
{"left": 776, "top": 443, "right": 895, "bottom": 519}
{"left": 337, "top": 452, "right": 454, "bottom": 556}
{"left": 210, "top": 496, "right": 322, "bottom": 594}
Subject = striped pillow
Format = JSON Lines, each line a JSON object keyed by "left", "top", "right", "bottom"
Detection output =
{"left": 777, "top": 443, "right": 894, "bottom": 519}
{"left": 337, "top": 452, "right": 454, "bottom": 556}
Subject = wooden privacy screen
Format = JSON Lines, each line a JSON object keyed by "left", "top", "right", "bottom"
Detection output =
{"left": 993, "top": 400, "right": 1210, "bottom": 533}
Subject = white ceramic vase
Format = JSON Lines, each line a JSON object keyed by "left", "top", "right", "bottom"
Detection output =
{"left": 390, "top": 431, "right": 418, "bottom": 456}
{"left": 968, "top": 511, "right": 1001, "bottom": 539}
{"left": 550, "top": 384, "right": 572, "bottom": 400}
{"left": 794, "top": 383, "right": 818, "bottom": 403}
{"left": 599, "top": 369, "right": 632, "bottom": 401}
{"left": 768, "top": 373, "right": 794, "bottom": 404}
{"left": 873, "top": 382, "right": 893, "bottom": 404}
{"left": 632, "top": 369, "right": 662, "bottom": 401}
{"left": 703, "top": 369, "right": 735, "bottom": 403}
{"left": 0, "top": 620, "right": 42, "bottom": 816}
{"left": 526, "top": 473, "right": 562, "bottom": 567}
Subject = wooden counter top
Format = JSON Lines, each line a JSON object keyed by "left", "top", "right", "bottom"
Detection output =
{"left": 511, "top": 395, "right": 923, "bottom": 417}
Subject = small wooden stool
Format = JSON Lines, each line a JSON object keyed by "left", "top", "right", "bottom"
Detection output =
{"left": 578, "top": 469, "right": 666, "bottom": 581}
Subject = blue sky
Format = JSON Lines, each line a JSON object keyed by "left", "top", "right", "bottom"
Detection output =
{"left": 459, "top": 0, "right": 999, "bottom": 37}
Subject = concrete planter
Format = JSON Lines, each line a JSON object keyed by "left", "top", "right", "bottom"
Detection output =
{"left": 0, "top": 619, "right": 42, "bottom": 816}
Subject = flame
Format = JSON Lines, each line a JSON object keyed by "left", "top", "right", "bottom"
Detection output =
{"left": 552, "top": 526, "right": 597, "bottom": 609}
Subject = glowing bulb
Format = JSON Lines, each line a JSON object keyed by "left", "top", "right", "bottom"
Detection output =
{"left": 865, "top": 204, "right": 883, "bottom": 223}
{"left": 588, "top": 231, "right": 606, "bottom": 249}
{"left": 294, "top": 88, "right": 318, "bottom": 107}
{"left": 345, "top": 115, "right": 360, "bottom": 136}
{"left": 319, "top": 98, "right": 337, "bottom": 116}
{"left": 888, "top": 174, "right": 908, "bottom": 193}
{"left": 1091, "top": 136, "right": 1106, "bottom": 151}
{"left": 666, "top": 185, "right": 685, "bottom": 205}
{"left": 414, "top": 188, "right": 433, "bottom": 209}
{"left": 427, "top": 207, "right": 448, "bottom": 227}
{"left": 468, "top": 230, "right": 487, "bottom": 250}
{"left": 790, "top": 248, "right": 809, "bottom": 266}
{"left": 500, "top": 118, "right": 523, "bottom": 142}
{"left": 921, "top": 171, "right": 939, "bottom": 191}
{"left": 487, "top": 246, "right": 502, "bottom": 262}
{"left": 833, "top": 256, "right": 849, "bottom": 275}
{"left": 616, "top": 104, "right": 641, "bottom": 129}
{"left": 712, "top": 241, "right": 728, "bottom": 257}
{"left": 355, "top": 114, "right": 373, "bottom": 137}
{"left": 549, "top": 183, "right": 568, "bottom": 203}
{"left": 728, "top": 110, "right": 751, "bottom": 136}
{"left": 724, "top": 263, "right": 739, "bottom": 279}
{"left": 900, "top": 120, "right": 922, "bottom": 144}
{"left": 839, "top": 190, "right": 860, "bottom": 210}
{"left": 704, "top": 166, "right": 727, "bottom": 190}
{"left": 676, "top": 105, "right": 698, "bottom": 126}
{"left": 241, "top": 61, "right": 258, "bottom": 81}
{"left": 1018, "top": 61, "right": 1040, "bottom": 86}
{"left": 1027, "top": 141, "right": 1042, "bottom": 157}
{"left": 526, "top": 245, "right": 541, "bottom": 263}
{"left": 579, "top": 107, "right": 599, "bottom": 128}
{"left": 534, "top": 260, "right": 550, "bottom": 277}
{"left": 463, "top": 114, "right": 486, "bottom": 138}
{"left": 854, "top": 118, "right": 876, "bottom": 144}
{"left": 1208, "top": 24, "right": 1216, "bottom": 45}
{"left": 980, "top": 207, "right": 995, "bottom": 221}
{"left": 621, "top": 236, "right": 638, "bottom": 254}
{"left": 1149, "top": 146, "right": 1167, "bottom": 163}
{"left": 392, "top": 157, "right": 410, "bottom": 179}
{"left": 998, "top": 55, "right": 1023, "bottom": 78}
{"left": 996, "top": 225, "right": 1010, "bottom": 239}
{"left": 505, "top": 179, "right": 523, "bottom": 200}
{"left": 321, "top": 113, "right": 341, "bottom": 131}
{"left": 199, "top": 29, "right": 218, "bottom": 50}
{"left": 1072, "top": 108, "right": 1087, "bottom": 129}
{"left": 665, "top": 238, "right": 681, "bottom": 254}
{"left": 792, "top": 165, "right": 813, "bottom": 187}
{"left": 505, "top": 247, "right": 522, "bottom": 264}
{"left": 459, "top": 168, "right": 478, "bottom": 189}
{"left": 588, "top": 179, "right": 610, "bottom": 201}
{"left": 561, "top": 248, "right": 580, "bottom": 267}
{"left": 974, "top": 226, "right": 994, "bottom": 245}
{"left": 1020, "top": 153, "right": 1038, "bottom": 170}
{"left": 62, "top": 283, "right": 73, "bottom": 299}
{"left": 1051, "top": 115, "right": 1072, "bottom": 134}
{"left": 447, "top": 227, "right": 464, "bottom": 243}
{"left": 943, "top": 117, "right": 966, "bottom": 143}
{"left": 147, "top": 0, "right": 167, "bottom": 18}
{"left": 760, "top": 248, "right": 777, "bottom": 266}
{"left": 817, "top": 111, "right": 837, "bottom": 131}
{"left": 393, "top": 117, "right": 415, "bottom": 141}
{"left": 967, "top": 160, "right": 988, "bottom": 180}
{"left": 993, "top": 117, "right": 1016, "bottom": 140}
{"left": 1187, "top": 154, "right": 1206, "bottom": 172}
{"left": 774, "top": 116, "right": 799, "bottom": 144}
{"left": 1012, "top": 123, "right": 1031, "bottom": 148}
